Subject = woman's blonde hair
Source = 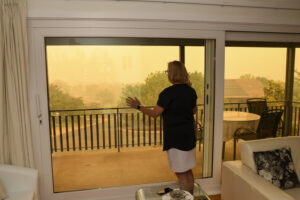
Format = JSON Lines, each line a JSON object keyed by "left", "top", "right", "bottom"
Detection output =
{"left": 167, "top": 61, "right": 190, "bottom": 84}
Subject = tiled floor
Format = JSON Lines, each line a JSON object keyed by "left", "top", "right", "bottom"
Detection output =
{"left": 52, "top": 145, "right": 203, "bottom": 192}
{"left": 52, "top": 139, "right": 241, "bottom": 194}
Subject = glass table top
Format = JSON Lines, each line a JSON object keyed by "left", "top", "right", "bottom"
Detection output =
{"left": 135, "top": 183, "right": 210, "bottom": 200}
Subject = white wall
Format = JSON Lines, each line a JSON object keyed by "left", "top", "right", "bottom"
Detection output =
{"left": 28, "top": 0, "right": 300, "bottom": 33}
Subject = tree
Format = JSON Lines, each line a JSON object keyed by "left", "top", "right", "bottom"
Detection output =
{"left": 293, "top": 70, "right": 300, "bottom": 101}
{"left": 119, "top": 71, "right": 205, "bottom": 106}
{"left": 140, "top": 72, "right": 171, "bottom": 106}
{"left": 189, "top": 71, "right": 205, "bottom": 104}
{"left": 239, "top": 74, "right": 284, "bottom": 101}
{"left": 263, "top": 80, "right": 285, "bottom": 101}
{"left": 49, "top": 84, "right": 85, "bottom": 110}
{"left": 118, "top": 83, "right": 144, "bottom": 106}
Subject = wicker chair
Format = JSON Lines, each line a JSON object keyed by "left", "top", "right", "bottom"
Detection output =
{"left": 233, "top": 109, "right": 283, "bottom": 160}
{"left": 247, "top": 98, "right": 268, "bottom": 116}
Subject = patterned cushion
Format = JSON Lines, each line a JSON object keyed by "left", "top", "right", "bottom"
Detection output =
{"left": 253, "top": 147, "right": 299, "bottom": 189}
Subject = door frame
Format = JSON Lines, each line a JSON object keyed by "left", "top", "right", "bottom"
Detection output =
{"left": 28, "top": 20, "right": 225, "bottom": 200}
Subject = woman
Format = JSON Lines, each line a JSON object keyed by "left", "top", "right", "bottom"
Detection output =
{"left": 126, "top": 61, "right": 197, "bottom": 194}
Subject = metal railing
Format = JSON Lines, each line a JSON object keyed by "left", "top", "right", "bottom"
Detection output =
{"left": 291, "top": 101, "right": 300, "bottom": 136}
{"left": 49, "top": 106, "right": 204, "bottom": 153}
{"left": 49, "top": 101, "right": 300, "bottom": 153}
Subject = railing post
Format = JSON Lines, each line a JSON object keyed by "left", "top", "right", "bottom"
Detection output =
{"left": 117, "top": 108, "right": 120, "bottom": 152}
{"left": 284, "top": 103, "right": 293, "bottom": 137}
{"left": 284, "top": 47, "right": 295, "bottom": 136}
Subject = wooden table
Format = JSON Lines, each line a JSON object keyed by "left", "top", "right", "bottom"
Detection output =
{"left": 223, "top": 111, "right": 260, "bottom": 159}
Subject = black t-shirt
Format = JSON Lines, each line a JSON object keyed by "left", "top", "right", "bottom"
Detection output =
{"left": 157, "top": 84, "right": 197, "bottom": 151}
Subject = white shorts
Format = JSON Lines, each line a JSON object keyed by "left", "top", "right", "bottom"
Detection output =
{"left": 167, "top": 148, "right": 196, "bottom": 173}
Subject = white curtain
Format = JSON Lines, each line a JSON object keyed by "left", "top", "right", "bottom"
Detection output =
{"left": 0, "top": 0, "right": 34, "bottom": 168}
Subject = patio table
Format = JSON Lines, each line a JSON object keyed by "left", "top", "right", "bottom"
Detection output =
{"left": 222, "top": 111, "right": 260, "bottom": 159}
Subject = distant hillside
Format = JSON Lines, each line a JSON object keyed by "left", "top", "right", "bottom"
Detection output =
{"left": 51, "top": 80, "right": 123, "bottom": 108}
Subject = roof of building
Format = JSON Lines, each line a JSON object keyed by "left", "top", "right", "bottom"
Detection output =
{"left": 224, "top": 79, "right": 264, "bottom": 99}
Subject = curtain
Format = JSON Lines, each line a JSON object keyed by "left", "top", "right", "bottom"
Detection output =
{"left": 0, "top": 0, "right": 34, "bottom": 168}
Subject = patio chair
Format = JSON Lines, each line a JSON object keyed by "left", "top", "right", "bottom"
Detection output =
{"left": 247, "top": 98, "right": 285, "bottom": 135}
{"left": 233, "top": 109, "right": 283, "bottom": 160}
{"left": 195, "top": 121, "right": 203, "bottom": 151}
{"left": 247, "top": 98, "right": 268, "bottom": 116}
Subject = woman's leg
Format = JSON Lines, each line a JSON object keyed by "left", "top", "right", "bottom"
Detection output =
{"left": 188, "top": 169, "right": 194, "bottom": 193}
{"left": 175, "top": 169, "right": 194, "bottom": 194}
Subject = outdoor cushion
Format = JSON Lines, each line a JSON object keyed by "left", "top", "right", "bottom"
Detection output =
{"left": 240, "top": 137, "right": 300, "bottom": 178}
{"left": 253, "top": 147, "right": 299, "bottom": 189}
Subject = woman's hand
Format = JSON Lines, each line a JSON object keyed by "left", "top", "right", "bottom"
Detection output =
{"left": 126, "top": 97, "right": 164, "bottom": 118}
{"left": 126, "top": 97, "right": 141, "bottom": 109}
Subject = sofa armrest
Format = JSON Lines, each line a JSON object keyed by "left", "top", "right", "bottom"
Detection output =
{"left": 0, "top": 164, "right": 38, "bottom": 198}
{"left": 221, "top": 161, "right": 295, "bottom": 200}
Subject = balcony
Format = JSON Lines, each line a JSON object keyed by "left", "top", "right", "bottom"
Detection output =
{"left": 49, "top": 101, "right": 300, "bottom": 192}
{"left": 49, "top": 101, "right": 300, "bottom": 153}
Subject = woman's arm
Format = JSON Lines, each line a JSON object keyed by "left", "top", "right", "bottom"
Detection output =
{"left": 126, "top": 97, "right": 164, "bottom": 118}
{"left": 139, "top": 105, "right": 164, "bottom": 118}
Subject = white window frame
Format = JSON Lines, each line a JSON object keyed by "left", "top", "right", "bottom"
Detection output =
{"left": 28, "top": 20, "right": 225, "bottom": 200}
{"left": 226, "top": 32, "right": 300, "bottom": 43}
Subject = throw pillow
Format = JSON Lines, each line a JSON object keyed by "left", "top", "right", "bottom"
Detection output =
{"left": 0, "top": 179, "right": 8, "bottom": 200}
{"left": 253, "top": 147, "right": 299, "bottom": 189}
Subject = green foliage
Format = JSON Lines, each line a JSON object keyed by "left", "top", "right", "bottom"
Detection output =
{"left": 118, "top": 72, "right": 170, "bottom": 106}
{"left": 263, "top": 80, "right": 285, "bottom": 101}
{"left": 119, "top": 71, "right": 205, "bottom": 106}
{"left": 51, "top": 81, "right": 123, "bottom": 109}
{"left": 69, "top": 84, "right": 122, "bottom": 108}
{"left": 239, "top": 74, "right": 284, "bottom": 101}
{"left": 92, "top": 86, "right": 119, "bottom": 108}
{"left": 293, "top": 70, "right": 300, "bottom": 101}
{"left": 49, "top": 84, "right": 85, "bottom": 110}
{"left": 190, "top": 71, "right": 205, "bottom": 104}
{"left": 118, "top": 83, "right": 144, "bottom": 106}
{"left": 140, "top": 72, "right": 171, "bottom": 106}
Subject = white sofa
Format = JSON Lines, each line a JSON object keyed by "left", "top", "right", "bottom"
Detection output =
{"left": 0, "top": 164, "right": 38, "bottom": 200}
{"left": 222, "top": 136, "right": 300, "bottom": 200}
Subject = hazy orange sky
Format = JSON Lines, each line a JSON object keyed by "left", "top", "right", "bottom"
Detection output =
{"left": 47, "top": 46, "right": 204, "bottom": 85}
{"left": 46, "top": 46, "right": 299, "bottom": 85}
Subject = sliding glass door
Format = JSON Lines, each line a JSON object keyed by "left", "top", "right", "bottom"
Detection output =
{"left": 45, "top": 38, "right": 215, "bottom": 192}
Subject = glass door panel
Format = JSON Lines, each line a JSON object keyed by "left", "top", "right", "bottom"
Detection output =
{"left": 45, "top": 38, "right": 211, "bottom": 193}
{"left": 224, "top": 46, "right": 287, "bottom": 160}
{"left": 185, "top": 46, "right": 206, "bottom": 178}
{"left": 293, "top": 48, "right": 300, "bottom": 101}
